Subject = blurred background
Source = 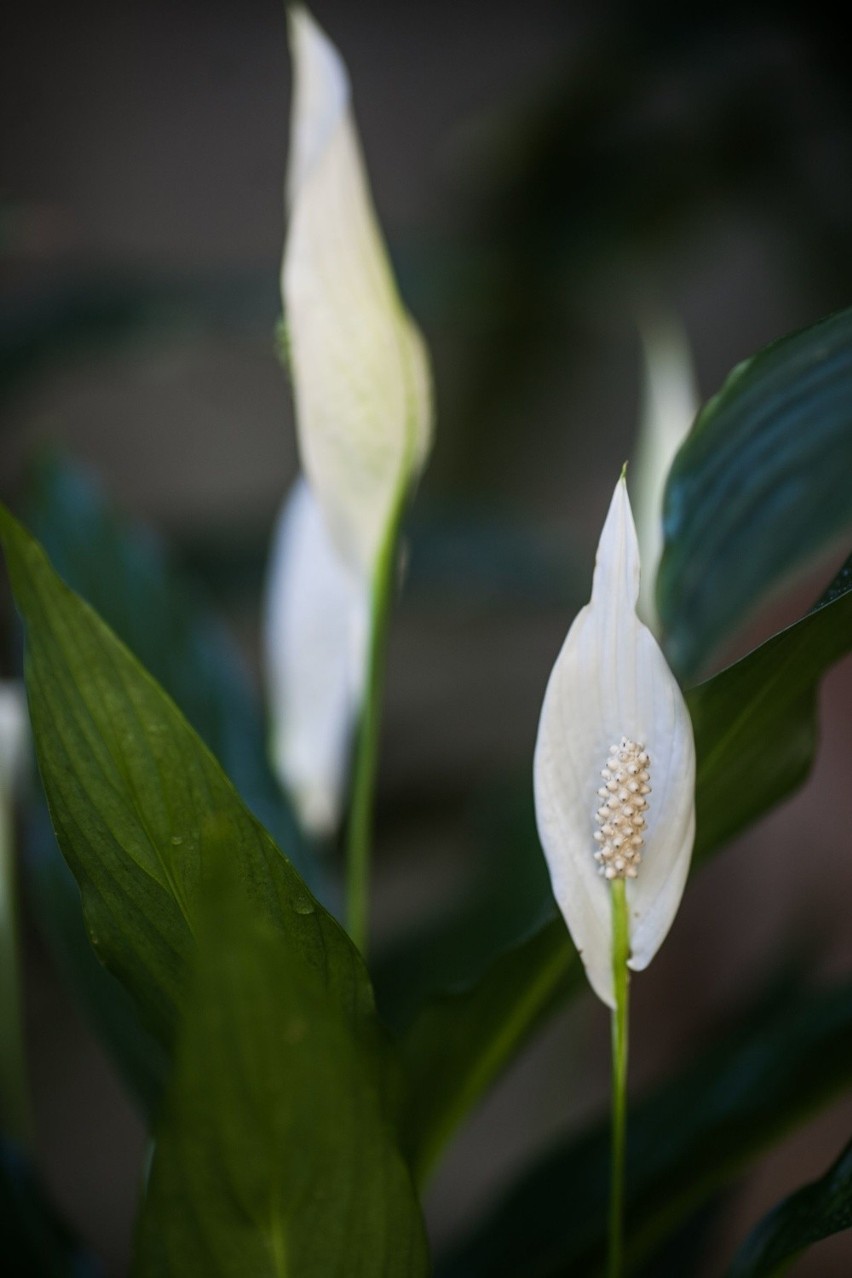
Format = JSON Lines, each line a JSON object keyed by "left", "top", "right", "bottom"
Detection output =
{"left": 2, "top": 0, "right": 852, "bottom": 1272}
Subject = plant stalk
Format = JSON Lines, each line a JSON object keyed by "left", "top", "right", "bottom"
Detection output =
{"left": 608, "top": 877, "right": 630, "bottom": 1278}
{"left": 344, "top": 511, "right": 401, "bottom": 955}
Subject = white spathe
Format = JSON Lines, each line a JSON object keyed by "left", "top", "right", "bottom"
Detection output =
{"left": 283, "top": 6, "right": 432, "bottom": 582}
{"left": 263, "top": 478, "right": 369, "bottom": 838}
{"left": 533, "top": 477, "right": 696, "bottom": 1007}
{"left": 632, "top": 313, "right": 698, "bottom": 629}
{"left": 0, "top": 682, "right": 28, "bottom": 797}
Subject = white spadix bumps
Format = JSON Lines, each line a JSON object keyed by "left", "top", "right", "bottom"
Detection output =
{"left": 534, "top": 476, "right": 696, "bottom": 1007}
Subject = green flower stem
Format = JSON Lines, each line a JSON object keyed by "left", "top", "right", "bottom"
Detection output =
{"left": 0, "top": 791, "right": 33, "bottom": 1151}
{"left": 608, "top": 877, "right": 630, "bottom": 1278}
{"left": 345, "top": 510, "right": 402, "bottom": 956}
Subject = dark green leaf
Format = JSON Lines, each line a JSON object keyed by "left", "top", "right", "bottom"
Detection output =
{"left": 375, "top": 786, "right": 553, "bottom": 1030}
{"left": 689, "top": 551, "right": 852, "bottom": 862}
{"left": 401, "top": 916, "right": 577, "bottom": 1184}
{"left": 24, "top": 456, "right": 315, "bottom": 886}
{"left": 19, "top": 458, "right": 329, "bottom": 1110}
{"left": 727, "top": 1139, "right": 852, "bottom": 1278}
{"left": 439, "top": 976, "right": 852, "bottom": 1278}
{"left": 658, "top": 306, "right": 852, "bottom": 680}
{"left": 0, "top": 1139, "right": 103, "bottom": 1277}
{"left": 26, "top": 802, "right": 170, "bottom": 1114}
{"left": 135, "top": 873, "right": 428, "bottom": 1278}
{"left": 403, "top": 555, "right": 852, "bottom": 1179}
{"left": 0, "top": 505, "right": 368, "bottom": 1059}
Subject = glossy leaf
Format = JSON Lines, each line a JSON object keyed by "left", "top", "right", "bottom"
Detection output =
{"left": 439, "top": 976, "right": 852, "bottom": 1278}
{"left": 727, "top": 1139, "right": 852, "bottom": 1277}
{"left": 401, "top": 916, "right": 577, "bottom": 1184}
{"left": 658, "top": 306, "right": 852, "bottom": 680}
{"left": 403, "top": 554, "right": 852, "bottom": 1179}
{"left": 0, "top": 505, "right": 370, "bottom": 1058}
{"left": 25, "top": 457, "right": 314, "bottom": 882}
{"left": 135, "top": 873, "right": 428, "bottom": 1278}
{"left": 20, "top": 459, "right": 327, "bottom": 1110}
{"left": 689, "top": 551, "right": 852, "bottom": 863}
{"left": 25, "top": 802, "right": 170, "bottom": 1115}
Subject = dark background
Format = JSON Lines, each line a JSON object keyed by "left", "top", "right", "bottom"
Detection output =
{"left": 2, "top": 1, "right": 852, "bottom": 1272}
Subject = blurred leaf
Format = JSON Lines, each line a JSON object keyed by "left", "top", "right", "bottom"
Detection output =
{"left": 439, "top": 976, "right": 852, "bottom": 1278}
{"left": 25, "top": 457, "right": 316, "bottom": 886}
{"left": 19, "top": 458, "right": 329, "bottom": 1113}
{"left": 0, "top": 506, "right": 369, "bottom": 1064}
{"left": 0, "top": 1139, "right": 103, "bottom": 1277}
{"left": 402, "top": 916, "right": 577, "bottom": 1184}
{"left": 376, "top": 786, "right": 553, "bottom": 1029}
{"left": 658, "top": 306, "right": 852, "bottom": 681}
{"left": 689, "top": 550, "right": 852, "bottom": 861}
{"left": 135, "top": 872, "right": 428, "bottom": 1278}
{"left": 26, "top": 802, "right": 170, "bottom": 1115}
{"left": 727, "top": 1138, "right": 852, "bottom": 1278}
{"left": 0, "top": 269, "right": 278, "bottom": 399}
{"left": 403, "top": 553, "right": 852, "bottom": 1180}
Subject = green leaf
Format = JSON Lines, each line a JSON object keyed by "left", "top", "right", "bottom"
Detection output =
{"left": 19, "top": 458, "right": 328, "bottom": 1110}
{"left": 689, "top": 551, "right": 852, "bottom": 862}
{"left": 24, "top": 456, "right": 315, "bottom": 883}
{"left": 439, "top": 975, "right": 852, "bottom": 1278}
{"left": 403, "top": 554, "right": 852, "bottom": 1180}
{"left": 401, "top": 916, "right": 578, "bottom": 1184}
{"left": 0, "top": 1139, "right": 103, "bottom": 1277}
{"left": 727, "top": 1139, "right": 852, "bottom": 1278}
{"left": 26, "top": 803, "right": 171, "bottom": 1114}
{"left": 135, "top": 872, "right": 428, "bottom": 1278}
{"left": 0, "top": 504, "right": 368, "bottom": 1058}
{"left": 658, "top": 306, "right": 852, "bottom": 681}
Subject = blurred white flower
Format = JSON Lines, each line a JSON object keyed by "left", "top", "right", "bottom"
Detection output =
{"left": 282, "top": 5, "right": 432, "bottom": 583}
{"left": 263, "top": 478, "right": 369, "bottom": 838}
{"left": 534, "top": 476, "right": 695, "bottom": 1007}
{"left": 0, "top": 682, "right": 28, "bottom": 798}
{"left": 631, "top": 312, "right": 698, "bottom": 629}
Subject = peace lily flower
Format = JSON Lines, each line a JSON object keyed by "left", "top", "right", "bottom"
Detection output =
{"left": 631, "top": 312, "right": 698, "bottom": 629}
{"left": 263, "top": 478, "right": 368, "bottom": 837}
{"left": 266, "top": 7, "right": 433, "bottom": 838}
{"left": 0, "top": 680, "right": 31, "bottom": 1148}
{"left": 282, "top": 5, "right": 433, "bottom": 583}
{"left": 0, "top": 682, "right": 28, "bottom": 799}
{"left": 534, "top": 475, "right": 695, "bottom": 1007}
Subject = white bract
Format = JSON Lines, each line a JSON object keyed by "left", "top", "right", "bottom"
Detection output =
{"left": 283, "top": 5, "right": 432, "bottom": 583}
{"left": 0, "top": 682, "right": 28, "bottom": 797}
{"left": 632, "top": 313, "right": 697, "bottom": 629}
{"left": 263, "top": 479, "right": 368, "bottom": 837}
{"left": 534, "top": 476, "right": 695, "bottom": 1007}
{"left": 267, "top": 8, "right": 432, "bottom": 834}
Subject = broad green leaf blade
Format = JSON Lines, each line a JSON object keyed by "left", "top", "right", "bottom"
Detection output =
{"left": 404, "top": 556, "right": 852, "bottom": 1179}
{"left": 0, "top": 1139, "right": 103, "bottom": 1277}
{"left": 727, "top": 1139, "right": 852, "bottom": 1278}
{"left": 439, "top": 976, "right": 852, "bottom": 1278}
{"left": 689, "top": 553, "right": 852, "bottom": 862}
{"left": 135, "top": 874, "right": 428, "bottom": 1278}
{"left": 26, "top": 803, "right": 170, "bottom": 1114}
{"left": 658, "top": 306, "right": 852, "bottom": 681}
{"left": 21, "top": 457, "right": 326, "bottom": 1111}
{"left": 401, "top": 916, "right": 578, "bottom": 1184}
{"left": 0, "top": 505, "right": 369, "bottom": 1056}
{"left": 375, "top": 786, "right": 553, "bottom": 1031}
{"left": 25, "top": 456, "right": 315, "bottom": 883}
